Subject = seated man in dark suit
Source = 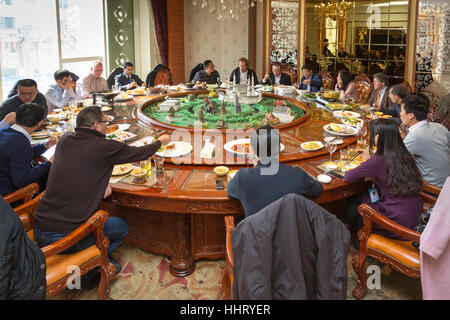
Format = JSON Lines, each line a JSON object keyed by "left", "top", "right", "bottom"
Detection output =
{"left": 0, "top": 103, "right": 57, "bottom": 196}
{"left": 227, "top": 125, "right": 323, "bottom": 218}
{"left": 261, "top": 62, "right": 292, "bottom": 86}
{"left": 0, "top": 79, "right": 48, "bottom": 127}
{"left": 114, "top": 62, "right": 146, "bottom": 91}
{"left": 368, "top": 73, "right": 393, "bottom": 111}
{"left": 298, "top": 64, "right": 322, "bottom": 93}
{"left": 191, "top": 60, "right": 221, "bottom": 85}
{"left": 229, "top": 57, "right": 258, "bottom": 85}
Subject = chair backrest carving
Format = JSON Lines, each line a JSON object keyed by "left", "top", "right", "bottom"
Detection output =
{"left": 319, "top": 70, "right": 334, "bottom": 90}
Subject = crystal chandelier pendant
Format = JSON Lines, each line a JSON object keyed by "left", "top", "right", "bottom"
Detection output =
{"left": 192, "top": 0, "right": 263, "bottom": 20}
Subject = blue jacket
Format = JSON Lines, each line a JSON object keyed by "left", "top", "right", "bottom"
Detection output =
{"left": 0, "top": 127, "right": 51, "bottom": 196}
{"left": 299, "top": 73, "right": 322, "bottom": 92}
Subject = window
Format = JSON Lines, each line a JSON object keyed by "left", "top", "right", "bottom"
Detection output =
{"left": 0, "top": 0, "right": 106, "bottom": 101}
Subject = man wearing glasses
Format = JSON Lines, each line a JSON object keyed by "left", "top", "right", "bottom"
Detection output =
{"left": 114, "top": 62, "right": 146, "bottom": 91}
{"left": 44, "top": 69, "right": 78, "bottom": 112}
{"left": 0, "top": 79, "right": 48, "bottom": 128}
{"left": 33, "top": 106, "right": 170, "bottom": 287}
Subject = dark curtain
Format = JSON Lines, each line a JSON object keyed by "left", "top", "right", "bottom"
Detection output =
{"left": 151, "top": 0, "right": 168, "bottom": 66}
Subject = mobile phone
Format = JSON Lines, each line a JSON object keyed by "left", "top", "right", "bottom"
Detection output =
{"left": 215, "top": 179, "right": 225, "bottom": 190}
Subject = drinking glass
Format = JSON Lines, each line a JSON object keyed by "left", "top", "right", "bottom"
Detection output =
{"left": 325, "top": 142, "right": 337, "bottom": 163}
{"left": 140, "top": 160, "right": 151, "bottom": 176}
{"left": 340, "top": 148, "right": 349, "bottom": 161}
{"left": 357, "top": 137, "right": 367, "bottom": 149}
{"left": 154, "top": 155, "right": 164, "bottom": 173}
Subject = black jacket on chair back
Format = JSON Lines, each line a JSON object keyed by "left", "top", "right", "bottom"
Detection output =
{"left": 0, "top": 197, "right": 46, "bottom": 300}
{"left": 232, "top": 193, "right": 350, "bottom": 300}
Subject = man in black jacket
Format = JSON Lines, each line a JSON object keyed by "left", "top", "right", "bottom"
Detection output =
{"left": 0, "top": 197, "right": 46, "bottom": 300}
{"left": 114, "top": 62, "right": 146, "bottom": 91}
{"left": 227, "top": 125, "right": 323, "bottom": 217}
{"left": 229, "top": 57, "right": 258, "bottom": 85}
{"left": 261, "top": 62, "right": 292, "bottom": 86}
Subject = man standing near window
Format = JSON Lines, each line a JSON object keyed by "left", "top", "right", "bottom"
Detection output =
{"left": 114, "top": 62, "right": 146, "bottom": 91}
{"left": 0, "top": 79, "right": 48, "bottom": 127}
{"left": 44, "top": 70, "right": 78, "bottom": 112}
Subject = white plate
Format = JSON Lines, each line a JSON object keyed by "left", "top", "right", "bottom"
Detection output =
{"left": 130, "top": 136, "right": 155, "bottom": 147}
{"left": 107, "top": 123, "right": 130, "bottom": 134}
{"left": 156, "top": 141, "right": 193, "bottom": 158}
{"left": 324, "top": 137, "right": 344, "bottom": 145}
{"left": 323, "top": 124, "right": 358, "bottom": 137}
{"left": 341, "top": 117, "right": 364, "bottom": 128}
{"left": 106, "top": 131, "right": 137, "bottom": 143}
{"left": 300, "top": 141, "right": 324, "bottom": 151}
{"left": 224, "top": 138, "right": 285, "bottom": 156}
{"left": 333, "top": 110, "right": 361, "bottom": 119}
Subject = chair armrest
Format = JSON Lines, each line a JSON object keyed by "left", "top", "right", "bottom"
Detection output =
{"left": 421, "top": 182, "right": 441, "bottom": 204}
{"left": 224, "top": 216, "right": 235, "bottom": 269}
{"left": 13, "top": 191, "right": 46, "bottom": 231}
{"left": 41, "top": 210, "right": 109, "bottom": 259}
{"left": 3, "top": 183, "right": 39, "bottom": 205}
{"left": 357, "top": 204, "right": 421, "bottom": 243}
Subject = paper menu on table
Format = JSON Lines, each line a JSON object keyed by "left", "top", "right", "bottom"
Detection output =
{"left": 41, "top": 145, "right": 56, "bottom": 160}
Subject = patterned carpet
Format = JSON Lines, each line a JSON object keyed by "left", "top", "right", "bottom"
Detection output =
{"left": 48, "top": 243, "right": 421, "bottom": 300}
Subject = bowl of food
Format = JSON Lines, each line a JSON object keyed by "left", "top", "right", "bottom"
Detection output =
{"left": 131, "top": 168, "right": 148, "bottom": 183}
{"left": 148, "top": 87, "right": 163, "bottom": 94}
{"left": 296, "top": 89, "right": 308, "bottom": 97}
{"left": 96, "top": 91, "right": 120, "bottom": 100}
{"left": 322, "top": 90, "right": 340, "bottom": 100}
{"left": 214, "top": 166, "right": 229, "bottom": 176}
{"left": 183, "top": 82, "right": 195, "bottom": 88}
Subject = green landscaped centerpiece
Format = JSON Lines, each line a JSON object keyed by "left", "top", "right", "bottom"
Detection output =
{"left": 143, "top": 95, "right": 305, "bottom": 130}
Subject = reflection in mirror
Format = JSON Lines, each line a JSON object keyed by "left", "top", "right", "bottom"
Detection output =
{"left": 305, "top": 0, "right": 409, "bottom": 85}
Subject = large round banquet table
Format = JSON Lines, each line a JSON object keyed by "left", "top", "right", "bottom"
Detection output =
{"left": 94, "top": 88, "right": 369, "bottom": 277}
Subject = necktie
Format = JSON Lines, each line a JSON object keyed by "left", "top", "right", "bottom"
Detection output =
{"left": 128, "top": 76, "right": 132, "bottom": 83}
{"left": 376, "top": 90, "right": 382, "bottom": 107}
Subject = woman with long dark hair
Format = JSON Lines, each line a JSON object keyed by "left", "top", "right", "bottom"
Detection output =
{"left": 335, "top": 70, "right": 358, "bottom": 101}
{"left": 344, "top": 118, "right": 424, "bottom": 240}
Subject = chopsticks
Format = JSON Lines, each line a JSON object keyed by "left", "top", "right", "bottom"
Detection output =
{"left": 346, "top": 150, "right": 362, "bottom": 165}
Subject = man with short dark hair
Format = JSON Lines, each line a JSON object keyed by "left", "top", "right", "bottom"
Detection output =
{"left": 261, "top": 62, "right": 291, "bottom": 86}
{"left": 229, "top": 57, "right": 258, "bottom": 85}
{"left": 192, "top": 60, "right": 221, "bottom": 85}
{"left": 0, "top": 79, "right": 48, "bottom": 127}
{"left": 380, "top": 84, "right": 408, "bottom": 123}
{"left": 368, "top": 73, "right": 393, "bottom": 110}
{"left": 44, "top": 69, "right": 78, "bottom": 112}
{"left": 298, "top": 64, "right": 322, "bottom": 92}
{"left": 401, "top": 93, "right": 449, "bottom": 187}
{"left": 227, "top": 125, "right": 323, "bottom": 218}
{"left": 114, "top": 62, "right": 145, "bottom": 91}
{"left": 33, "top": 106, "right": 171, "bottom": 280}
{"left": 0, "top": 103, "right": 57, "bottom": 196}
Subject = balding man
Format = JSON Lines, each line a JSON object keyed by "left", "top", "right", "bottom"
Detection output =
{"left": 80, "top": 61, "right": 108, "bottom": 97}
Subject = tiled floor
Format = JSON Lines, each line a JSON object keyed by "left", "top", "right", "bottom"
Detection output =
{"left": 49, "top": 243, "right": 422, "bottom": 300}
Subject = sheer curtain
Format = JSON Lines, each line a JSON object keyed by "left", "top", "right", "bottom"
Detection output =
{"left": 148, "top": 0, "right": 162, "bottom": 68}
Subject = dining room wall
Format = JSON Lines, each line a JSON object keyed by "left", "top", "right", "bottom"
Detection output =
{"left": 183, "top": 2, "right": 250, "bottom": 83}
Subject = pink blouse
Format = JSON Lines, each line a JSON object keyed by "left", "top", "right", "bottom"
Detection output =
{"left": 335, "top": 81, "right": 358, "bottom": 101}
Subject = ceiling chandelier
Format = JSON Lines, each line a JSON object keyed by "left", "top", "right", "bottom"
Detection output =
{"left": 192, "top": 0, "right": 263, "bottom": 20}
{"left": 314, "top": 0, "right": 353, "bottom": 20}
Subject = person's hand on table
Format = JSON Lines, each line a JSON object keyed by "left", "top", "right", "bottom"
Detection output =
{"left": 130, "top": 81, "right": 137, "bottom": 88}
{"left": 103, "top": 184, "right": 112, "bottom": 199}
{"left": 158, "top": 134, "right": 171, "bottom": 146}
{"left": 357, "top": 148, "right": 371, "bottom": 161}
{"left": 4, "top": 112, "right": 16, "bottom": 126}
{"left": 263, "top": 73, "right": 270, "bottom": 82}
{"left": 142, "top": 83, "right": 147, "bottom": 88}
{"left": 303, "top": 79, "right": 311, "bottom": 85}
{"left": 44, "top": 136, "right": 58, "bottom": 149}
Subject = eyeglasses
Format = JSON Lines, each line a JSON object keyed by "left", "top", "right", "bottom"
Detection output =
{"left": 91, "top": 120, "right": 111, "bottom": 126}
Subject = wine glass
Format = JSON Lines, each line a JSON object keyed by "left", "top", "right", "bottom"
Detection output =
{"left": 358, "top": 125, "right": 367, "bottom": 138}
{"left": 325, "top": 141, "right": 337, "bottom": 163}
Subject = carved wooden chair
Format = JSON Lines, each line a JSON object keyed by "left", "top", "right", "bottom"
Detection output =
{"left": 352, "top": 182, "right": 441, "bottom": 299}
{"left": 13, "top": 192, "right": 113, "bottom": 299}
{"left": 3, "top": 183, "right": 40, "bottom": 229}
{"left": 354, "top": 75, "right": 373, "bottom": 104}
{"left": 222, "top": 215, "right": 235, "bottom": 300}
{"left": 319, "top": 70, "right": 334, "bottom": 90}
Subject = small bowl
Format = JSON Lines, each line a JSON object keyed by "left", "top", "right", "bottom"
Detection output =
{"left": 184, "top": 82, "right": 194, "bottom": 88}
{"left": 214, "top": 166, "right": 229, "bottom": 176}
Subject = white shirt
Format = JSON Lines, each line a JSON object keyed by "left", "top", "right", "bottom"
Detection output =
{"left": 275, "top": 75, "right": 281, "bottom": 85}
{"left": 240, "top": 71, "right": 248, "bottom": 84}
{"left": 11, "top": 124, "right": 32, "bottom": 143}
{"left": 379, "top": 87, "right": 387, "bottom": 104}
{"left": 408, "top": 120, "right": 428, "bottom": 133}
